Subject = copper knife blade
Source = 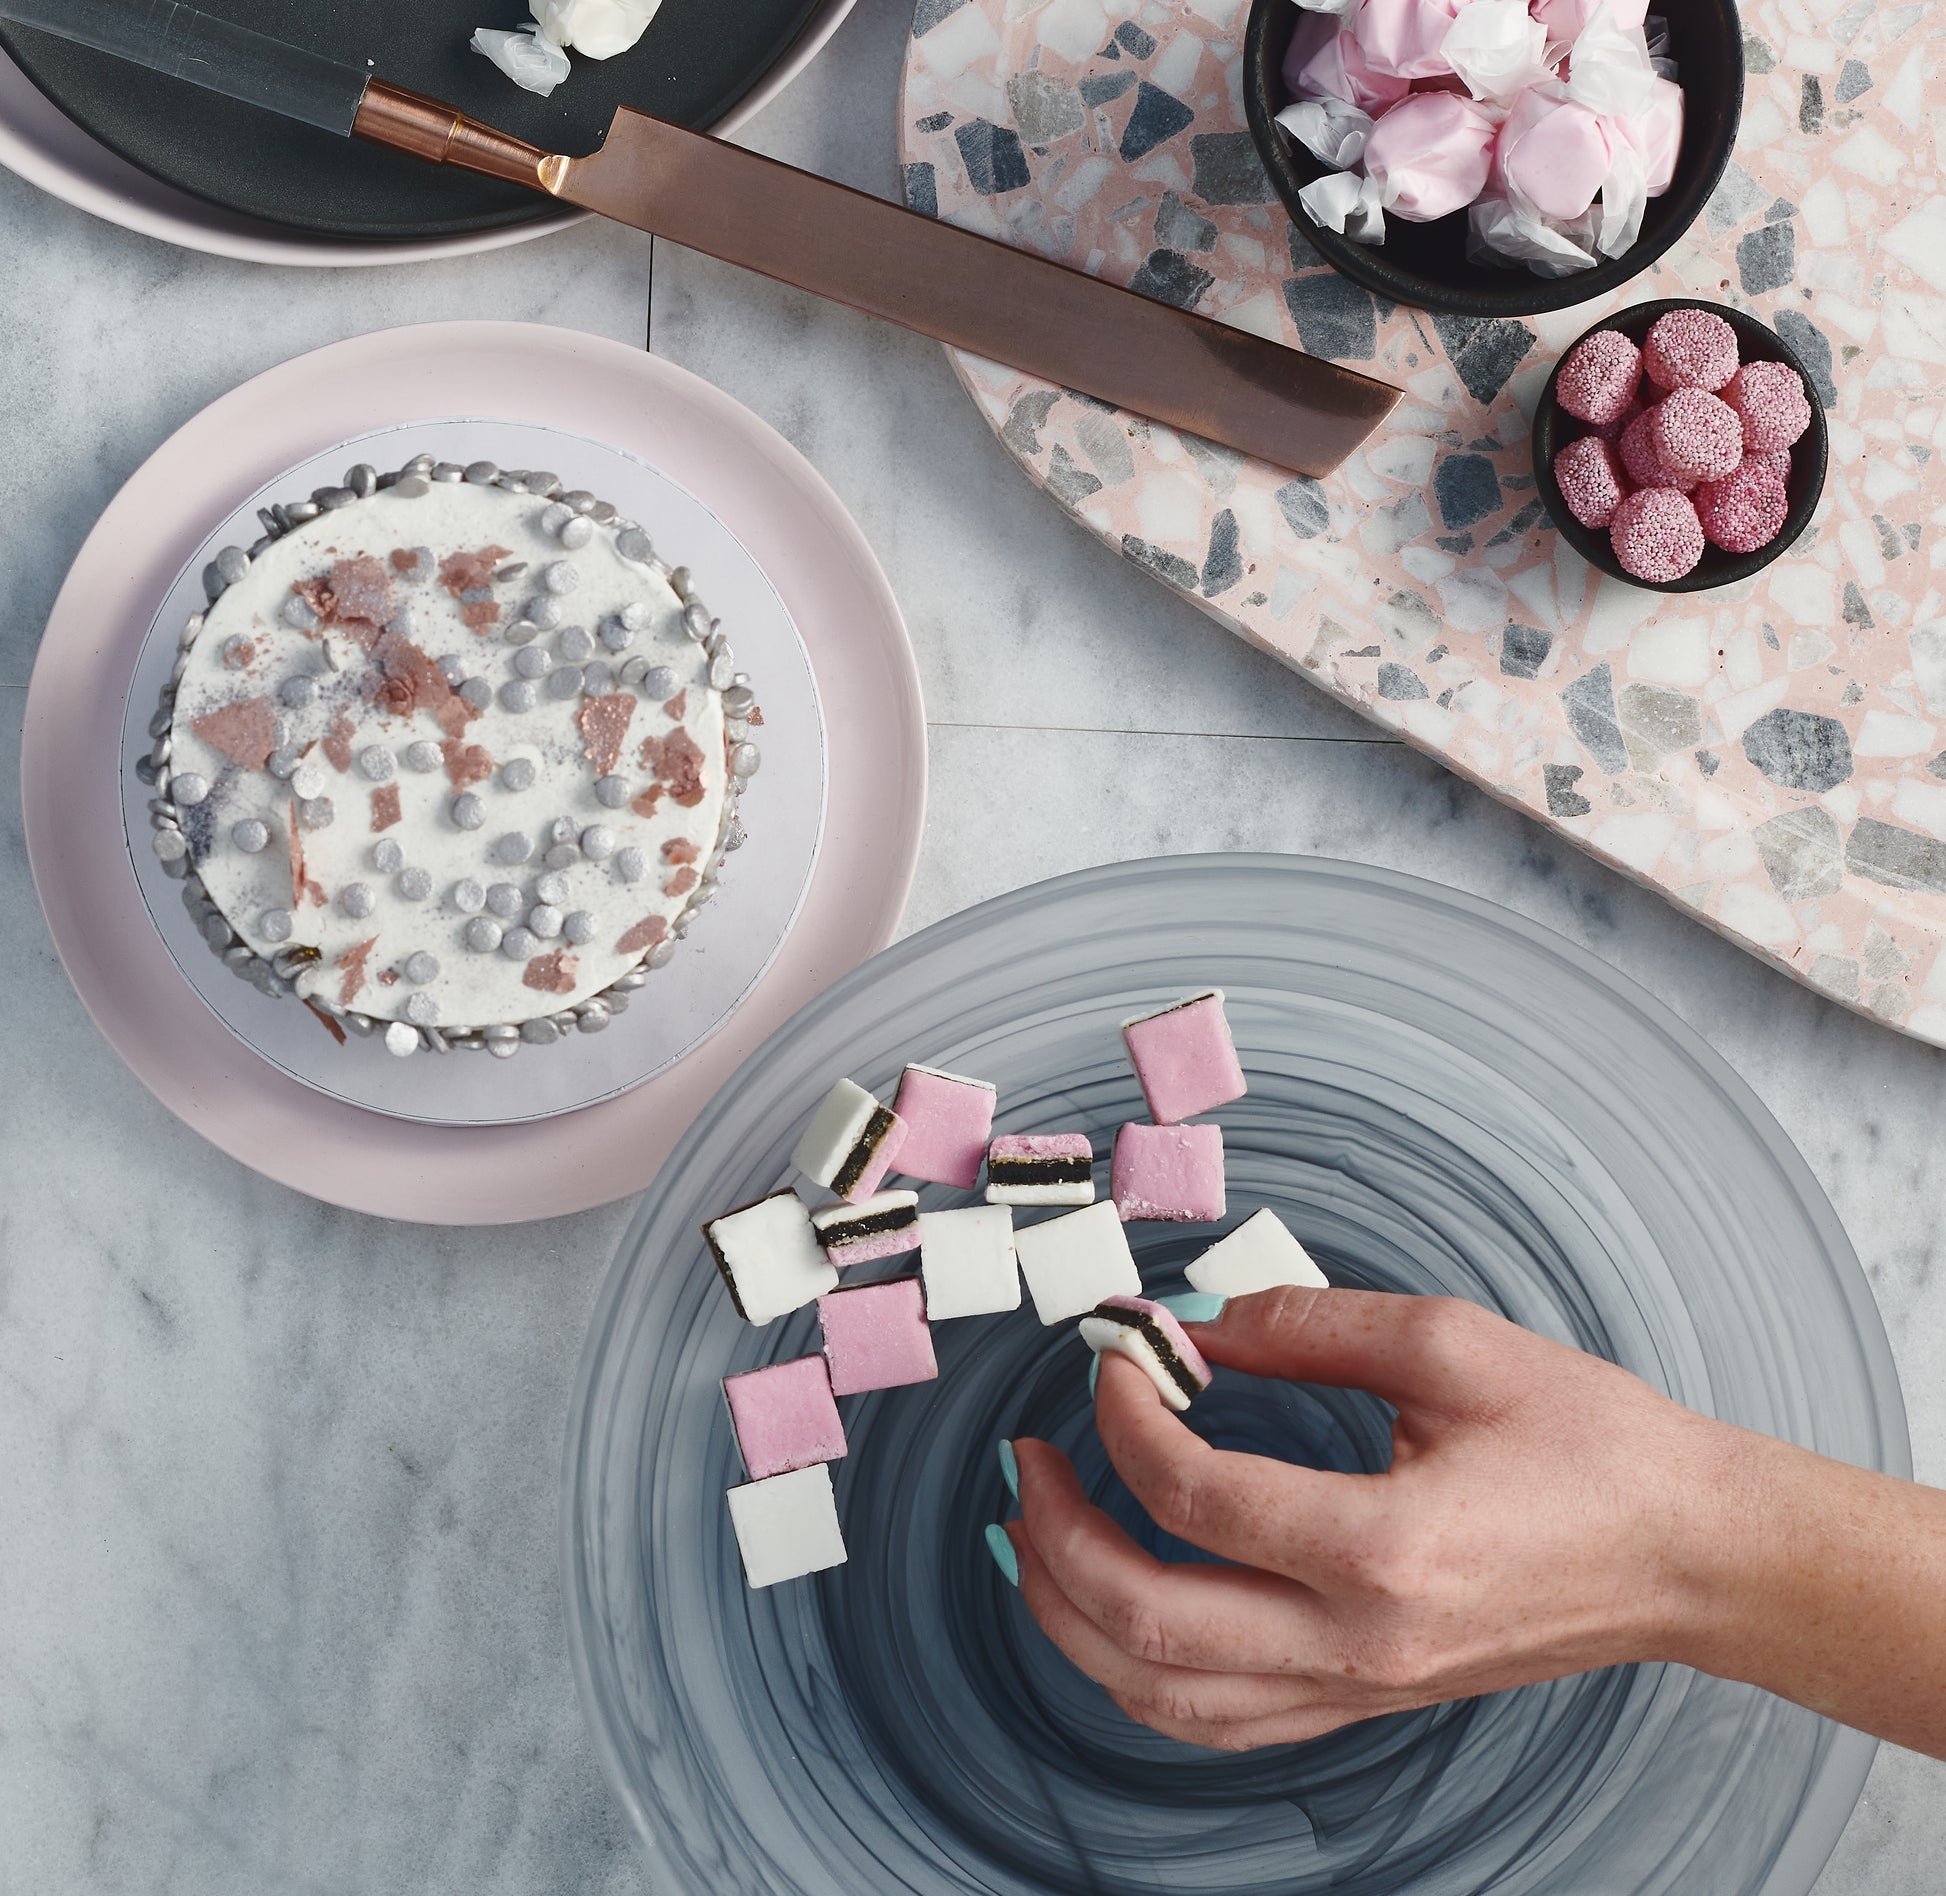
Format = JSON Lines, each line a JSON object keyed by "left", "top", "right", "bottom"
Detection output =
{"left": 351, "top": 84, "right": 1398, "bottom": 479}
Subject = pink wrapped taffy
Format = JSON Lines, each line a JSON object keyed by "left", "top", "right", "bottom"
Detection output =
{"left": 1363, "top": 91, "right": 1498, "bottom": 222}
{"left": 1352, "top": 0, "right": 1466, "bottom": 81}
{"left": 1284, "top": 10, "right": 1412, "bottom": 113}
{"left": 1616, "top": 74, "right": 1684, "bottom": 195}
{"left": 1531, "top": 0, "right": 1650, "bottom": 39}
{"left": 1493, "top": 87, "right": 1613, "bottom": 222}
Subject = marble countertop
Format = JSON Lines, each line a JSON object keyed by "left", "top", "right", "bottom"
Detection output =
{"left": 3, "top": 0, "right": 1941, "bottom": 1887}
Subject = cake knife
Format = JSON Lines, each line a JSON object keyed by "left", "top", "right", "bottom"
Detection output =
{"left": 0, "top": 0, "right": 1400, "bottom": 476}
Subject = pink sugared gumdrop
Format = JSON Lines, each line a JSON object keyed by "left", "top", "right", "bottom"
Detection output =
{"left": 1553, "top": 435, "right": 1628, "bottom": 529}
{"left": 1610, "top": 487, "right": 1705, "bottom": 583}
{"left": 1556, "top": 328, "right": 1642, "bottom": 427}
{"left": 1649, "top": 387, "right": 1744, "bottom": 481}
{"left": 1694, "top": 460, "right": 1791, "bottom": 554}
{"left": 1723, "top": 358, "right": 1813, "bottom": 456}
{"left": 1619, "top": 409, "right": 1696, "bottom": 492}
{"left": 1643, "top": 308, "right": 1740, "bottom": 392}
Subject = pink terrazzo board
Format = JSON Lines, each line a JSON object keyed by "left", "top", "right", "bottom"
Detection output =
{"left": 900, "top": 0, "right": 1946, "bottom": 1049}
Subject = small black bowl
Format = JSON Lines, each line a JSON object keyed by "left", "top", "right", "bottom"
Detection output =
{"left": 1242, "top": 0, "right": 1744, "bottom": 318}
{"left": 1533, "top": 298, "right": 1829, "bottom": 593}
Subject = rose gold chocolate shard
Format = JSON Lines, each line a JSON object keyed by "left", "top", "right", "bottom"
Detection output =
{"left": 616, "top": 915, "right": 670, "bottom": 955}
{"left": 441, "top": 738, "right": 494, "bottom": 790}
{"left": 296, "top": 556, "right": 395, "bottom": 648}
{"left": 378, "top": 967, "right": 401, "bottom": 986}
{"left": 630, "top": 786, "right": 664, "bottom": 818}
{"left": 638, "top": 727, "right": 707, "bottom": 807}
{"left": 522, "top": 949, "right": 579, "bottom": 994}
{"left": 370, "top": 783, "right": 402, "bottom": 830}
{"left": 662, "top": 837, "right": 699, "bottom": 864}
{"left": 662, "top": 690, "right": 686, "bottom": 720}
{"left": 335, "top": 935, "right": 378, "bottom": 1005}
{"left": 365, "top": 629, "right": 476, "bottom": 736}
{"left": 192, "top": 696, "right": 277, "bottom": 770}
{"left": 307, "top": 1002, "right": 349, "bottom": 1046}
{"left": 748, "top": 706, "right": 764, "bottom": 726}
{"left": 662, "top": 866, "right": 698, "bottom": 898}
{"left": 437, "top": 545, "right": 512, "bottom": 633}
{"left": 576, "top": 693, "right": 636, "bottom": 776}
{"left": 322, "top": 711, "right": 357, "bottom": 772}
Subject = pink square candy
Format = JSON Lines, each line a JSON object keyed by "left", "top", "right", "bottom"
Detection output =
{"left": 891, "top": 1065, "right": 997, "bottom": 1189}
{"left": 1111, "top": 1122, "right": 1227, "bottom": 1223}
{"left": 722, "top": 1355, "right": 847, "bottom": 1482}
{"left": 1121, "top": 992, "right": 1246, "bottom": 1125}
{"left": 818, "top": 1277, "right": 939, "bottom": 1397}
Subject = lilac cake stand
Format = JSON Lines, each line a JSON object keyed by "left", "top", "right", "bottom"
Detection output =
{"left": 900, "top": 0, "right": 1946, "bottom": 1050}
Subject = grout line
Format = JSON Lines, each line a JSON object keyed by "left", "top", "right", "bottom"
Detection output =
{"left": 924, "top": 719, "right": 1403, "bottom": 745}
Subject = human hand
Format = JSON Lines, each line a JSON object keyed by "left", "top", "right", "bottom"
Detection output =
{"left": 999, "top": 1286, "right": 1739, "bottom": 1752}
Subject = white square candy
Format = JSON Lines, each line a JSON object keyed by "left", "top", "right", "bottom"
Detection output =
{"left": 704, "top": 1190, "right": 838, "bottom": 1325}
{"left": 1185, "top": 1208, "right": 1329, "bottom": 1299}
{"left": 792, "top": 1077, "right": 907, "bottom": 1202}
{"left": 1013, "top": 1200, "right": 1141, "bottom": 1325}
{"left": 918, "top": 1205, "right": 1022, "bottom": 1320}
{"left": 726, "top": 1463, "right": 848, "bottom": 1589}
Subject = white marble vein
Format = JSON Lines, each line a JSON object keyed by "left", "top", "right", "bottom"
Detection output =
{"left": 1, "top": 0, "right": 1943, "bottom": 1885}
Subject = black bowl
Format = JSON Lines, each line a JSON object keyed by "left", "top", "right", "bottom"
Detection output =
{"left": 1533, "top": 298, "right": 1830, "bottom": 593}
{"left": 1242, "top": 0, "right": 1745, "bottom": 318}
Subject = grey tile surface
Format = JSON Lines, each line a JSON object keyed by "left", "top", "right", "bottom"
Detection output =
{"left": 1, "top": 0, "right": 1942, "bottom": 1887}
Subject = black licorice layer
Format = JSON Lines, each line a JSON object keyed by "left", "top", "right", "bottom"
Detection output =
{"left": 987, "top": 1155, "right": 1093, "bottom": 1187}
{"left": 1092, "top": 1303, "right": 1205, "bottom": 1402}
{"left": 832, "top": 1105, "right": 900, "bottom": 1199}
{"left": 820, "top": 1202, "right": 919, "bottom": 1244}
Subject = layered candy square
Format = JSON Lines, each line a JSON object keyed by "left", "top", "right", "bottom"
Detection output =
{"left": 722, "top": 1354, "right": 847, "bottom": 1481}
{"left": 1111, "top": 1122, "right": 1226, "bottom": 1223}
{"left": 1121, "top": 991, "right": 1247, "bottom": 1125}
{"left": 726, "top": 1463, "right": 848, "bottom": 1589}
{"left": 818, "top": 1276, "right": 939, "bottom": 1396}
{"left": 1186, "top": 1208, "right": 1329, "bottom": 1299}
{"left": 985, "top": 1133, "right": 1095, "bottom": 1206}
{"left": 918, "top": 1204, "right": 1021, "bottom": 1320}
{"left": 704, "top": 1190, "right": 839, "bottom": 1325}
{"left": 812, "top": 1190, "right": 921, "bottom": 1267}
{"left": 1079, "top": 1295, "right": 1213, "bottom": 1412}
{"left": 1013, "top": 1200, "right": 1141, "bottom": 1325}
{"left": 793, "top": 1077, "right": 908, "bottom": 1202}
{"left": 891, "top": 1064, "right": 997, "bottom": 1189}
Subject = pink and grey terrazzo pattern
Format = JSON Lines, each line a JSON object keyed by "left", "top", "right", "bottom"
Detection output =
{"left": 899, "top": 0, "right": 1946, "bottom": 1047}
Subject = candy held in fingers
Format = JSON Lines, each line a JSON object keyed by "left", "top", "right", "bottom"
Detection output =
{"left": 1111, "top": 1122, "right": 1227, "bottom": 1223}
{"left": 1619, "top": 410, "right": 1696, "bottom": 493}
{"left": 726, "top": 1464, "right": 847, "bottom": 1589}
{"left": 1554, "top": 329, "right": 1642, "bottom": 427}
{"left": 1650, "top": 388, "right": 1744, "bottom": 482}
{"left": 1552, "top": 435, "right": 1627, "bottom": 530}
{"left": 1014, "top": 1200, "right": 1141, "bottom": 1324}
{"left": 1079, "top": 1297, "right": 1213, "bottom": 1413}
{"left": 890, "top": 1064, "right": 996, "bottom": 1189}
{"left": 918, "top": 1205, "right": 1021, "bottom": 1319}
{"left": 1695, "top": 460, "right": 1790, "bottom": 554}
{"left": 811, "top": 1190, "right": 920, "bottom": 1266}
{"left": 1609, "top": 487, "right": 1705, "bottom": 583}
{"left": 1186, "top": 1207, "right": 1330, "bottom": 1298}
{"left": 1643, "top": 308, "right": 1739, "bottom": 393}
{"left": 792, "top": 1077, "right": 908, "bottom": 1201}
{"left": 818, "top": 1277, "right": 938, "bottom": 1395}
{"left": 1361, "top": 91, "right": 1497, "bottom": 221}
{"left": 1121, "top": 990, "right": 1246, "bottom": 1125}
{"left": 1724, "top": 359, "right": 1813, "bottom": 455}
{"left": 704, "top": 1191, "right": 837, "bottom": 1324}
{"left": 986, "top": 1133, "right": 1095, "bottom": 1206}
{"left": 722, "top": 1355, "right": 846, "bottom": 1481}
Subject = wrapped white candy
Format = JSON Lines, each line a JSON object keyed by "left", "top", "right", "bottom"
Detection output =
{"left": 531, "top": 0, "right": 664, "bottom": 57}
{"left": 470, "top": 23, "right": 571, "bottom": 96}
{"left": 1299, "top": 169, "right": 1388, "bottom": 245}
{"left": 1467, "top": 195, "right": 1600, "bottom": 275}
{"left": 1276, "top": 95, "right": 1377, "bottom": 169}
{"left": 1563, "top": 1, "right": 1657, "bottom": 119}
{"left": 1440, "top": 0, "right": 1552, "bottom": 104}
{"left": 1290, "top": 0, "right": 1362, "bottom": 17}
{"left": 1593, "top": 138, "right": 1649, "bottom": 257}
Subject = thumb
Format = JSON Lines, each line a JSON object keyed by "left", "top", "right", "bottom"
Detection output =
{"left": 1189, "top": 1286, "right": 1506, "bottom": 1420}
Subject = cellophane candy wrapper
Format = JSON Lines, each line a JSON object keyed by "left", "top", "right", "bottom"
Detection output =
{"left": 1275, "top": 0, "right": 1681, "bottom": 274}
{"left": 471, "top": 23, "right": 572, "bottom": 95}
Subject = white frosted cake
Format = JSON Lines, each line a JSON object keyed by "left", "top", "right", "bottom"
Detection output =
{"left": 141, "top": 454, "right": 758, "bottom": 1058}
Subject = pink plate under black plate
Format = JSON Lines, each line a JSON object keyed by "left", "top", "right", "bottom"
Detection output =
{"left": 22, "top": 321, "right": 925, "bottom": 1225}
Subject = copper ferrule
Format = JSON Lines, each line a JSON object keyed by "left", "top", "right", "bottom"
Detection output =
{"left": 351, "top": 79, "right": 560, "bottom": 193}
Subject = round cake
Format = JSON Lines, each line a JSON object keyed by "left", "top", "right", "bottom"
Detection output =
{"left": 141, "top": 454, "right": 758, "bottom": 1058}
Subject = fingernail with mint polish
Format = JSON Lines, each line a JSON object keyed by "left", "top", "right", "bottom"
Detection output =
{"left": 1157, "top": 1292, "right": 1227, "bottom": 1325}
{"left": 984, "top": 1522, "right": 1019, "bottom": 1587}
{"left": 998, "top": 1438, "right": 1019, "bottom": 1500}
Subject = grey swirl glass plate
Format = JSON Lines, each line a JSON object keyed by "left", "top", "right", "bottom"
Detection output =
{"left": 564, "top": 854, "right": 1905, "bottom": 1896}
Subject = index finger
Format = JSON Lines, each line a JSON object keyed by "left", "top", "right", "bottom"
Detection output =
{"left": 1093, "top": 1353, "right": 1388, "bottom": 1590}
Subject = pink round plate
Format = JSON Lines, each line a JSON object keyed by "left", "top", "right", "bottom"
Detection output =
{"left": 22, "top": 321, "right": 925, "bottom": 1224}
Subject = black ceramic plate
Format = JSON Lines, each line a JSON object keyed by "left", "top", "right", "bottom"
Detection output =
{"left": 0, "top": 0, "right": 826, "bottom": 238}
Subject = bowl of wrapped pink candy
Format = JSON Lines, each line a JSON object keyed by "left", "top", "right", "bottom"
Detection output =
{"left": 1243, "top": 0, "right": 1742, "bottom": 318}
{"left": 1533, "top": 299, "right": 1829, "bottom": 593}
